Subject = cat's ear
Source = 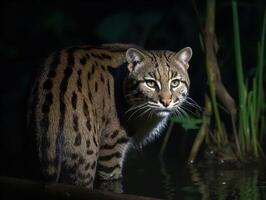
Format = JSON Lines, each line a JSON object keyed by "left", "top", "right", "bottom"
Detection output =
{"left": 126, "top": 48, "right": 146, "bottom": 72}
{"left": 174, "top": 47, "right": 192, "bottom": 69}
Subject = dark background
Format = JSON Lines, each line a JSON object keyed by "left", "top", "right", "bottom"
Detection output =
{"left": 0, "top": 0, "right": 265, "bottom": 188}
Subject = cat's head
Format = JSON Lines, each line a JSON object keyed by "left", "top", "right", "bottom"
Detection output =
{"left": 124, "top": 47, "right": 192, "bottom": 118}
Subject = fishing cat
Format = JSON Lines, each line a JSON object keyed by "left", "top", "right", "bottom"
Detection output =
{"left": 28, "top": 44, "right": 192, "bottom": 189}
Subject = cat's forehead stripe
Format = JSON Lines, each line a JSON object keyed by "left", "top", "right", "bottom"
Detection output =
{"left": 149, "top": 51, "right": 157, "bottom": 62}
{"left": 148, "top": 72, "right": 153, "bottom": 77}
{"left": 156, "top": 68, "right": 162, "bottom": 80}
{"left": 163, "top": 51, "right": 170, "bottom": 62}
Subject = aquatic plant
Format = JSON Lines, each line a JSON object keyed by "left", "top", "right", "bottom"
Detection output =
{"left": 160, "top": 0, "right": 266, "bottom": 163}
{"left": 232, "top": 1, "right": 266, "bottom": 159}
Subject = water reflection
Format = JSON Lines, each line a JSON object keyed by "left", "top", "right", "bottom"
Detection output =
{"left": 188, "top": 165, "right": 265, "bottom": 200}
{"left": 96, "top": 153, "right": 266, "bottom": 200}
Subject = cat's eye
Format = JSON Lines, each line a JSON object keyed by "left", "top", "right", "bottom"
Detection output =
{"left": 171, "top": 79, "right": 180, "bottom": 88}
{"left": 145, "top": 80, "right": 157, "bottom": 88}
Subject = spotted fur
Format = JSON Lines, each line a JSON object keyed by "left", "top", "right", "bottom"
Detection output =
{"left": 29, "top": 44, "right": 192, "bottom": 189}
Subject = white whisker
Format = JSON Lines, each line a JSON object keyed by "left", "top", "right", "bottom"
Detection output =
{"left": 185, "top": 97, "right": 202, "bottom": 111}
{"left": 148, "top": 109, "right": 155, "bottom": 120}
{"left": 180, "top": 104, "right": 194, "bottom": 114}
{"left": 127, "top": 105, "right": 150, "bottom": 120}
{"left": 174, "top": 107, "right": 183, "bottom": 118}
{"left": 125, "top": 103, "right": 148, "bottom": 114}
{"left": 177, "top": 107, "right": 189, "bottom": 118}
{"left": 135, "top": 107, "right": 152, "bottom": 119}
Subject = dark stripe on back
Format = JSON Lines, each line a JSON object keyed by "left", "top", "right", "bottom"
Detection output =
{"left": 102, "top": 115, "right": 106, "bottom": 123}
{"left": 77, "top": 70, "right": 82, "bottom": 92}
{"left": 83, "top": 100, "right": 92, "bottom": 131}
{"left": 73, "top": 114, "right": 79, "bottom": 132}
{"left": 87, "top": 71, "right": 91, "bottom": 80}
{"left": 40, "top": 51, "right": 60, "bottom": 171}
{"left": 95, "top": 82, "right": 98, "bottom": 92}
{"left": 91, "top": 64, "right": 95, "bottom": 74}
{"left": 91, "top": 53, "right": 102, "bottom": 59}
{"left": 91, "top": 52, "right": 112, "bottom": 60}
{"left": 101, "top": 53, "right": 112, "bottom": 60}
{"left": 88, "top": 92, "right": 93, "bottom": 103}
{"left": 100, "top": 74, "right": 105, "bottom": 83}
{"left": 86, "top": 53, "right": 90, "bottom": 59}
{"left": 102, "top": 98, "right": 105, "bottom": 111}
{"left": 71, "top": 92, "right": 77, "bottom": 110}
{"left": 101, "top": 65, "right": 106, "bottom": 71}
{"left": 74, "top": 133, "right": 82, "bottom": 146}
{"left": 43, "top": 79, "right": 53, "bottom": 90}
{"left": 107, "top": 80, "right": 111, "bottom": 96}
{"left": 55, "top": 48, "right": 75, "bottom": 181}
{"left": 86, "top": 139, "right": 91, "bottom": 147}
{"left": 80, "top": 57, "right": 87, "bottom": 65}
{"left": 42, "top": 92, "right": 53, "bottom": 114}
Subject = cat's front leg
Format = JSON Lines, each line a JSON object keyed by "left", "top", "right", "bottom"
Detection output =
{"left": 97, "top": 127, "right": 129, "bottom": 181}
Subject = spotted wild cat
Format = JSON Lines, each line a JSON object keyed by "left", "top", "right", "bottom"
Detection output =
{"left": 28, "top": 44, "right": 192, "bottom": 189}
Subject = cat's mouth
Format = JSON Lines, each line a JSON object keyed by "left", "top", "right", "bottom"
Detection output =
{"left": 155, "top": 109, "right": 172, "bottom": 117}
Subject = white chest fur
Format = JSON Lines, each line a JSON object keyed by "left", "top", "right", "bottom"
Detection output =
{"left": 127, "top": 114, "right": 170, "bottom": 148}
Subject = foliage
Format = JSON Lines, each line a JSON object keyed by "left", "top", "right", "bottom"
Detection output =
{"left": 171, "top": 112, "right": 202, "bottom": 131}
{"left": 171, "top": 0, "right": 266, "bottom": 162}
{"left": 232, "top": 1, "right": 266, "bottom": 159}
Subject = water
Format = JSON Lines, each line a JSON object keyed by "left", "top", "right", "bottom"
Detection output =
{"left": 97, "top": 152, "right": 266, "bottom": 200}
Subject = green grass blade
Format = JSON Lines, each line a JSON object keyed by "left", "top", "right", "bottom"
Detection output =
{"left": 256, "top": 8, "right": 266, "bottom": 123}
{"left": 232, "top": 1, "right": 245, "bottom": 105}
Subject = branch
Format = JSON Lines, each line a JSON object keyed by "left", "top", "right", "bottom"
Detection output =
{"left": 0, "top": 176, "right": 162, "bottom": 200}
{"left": 188, "top": 95, "right": 212, "bottom": 164}
{"left": 203, "top": 0, "right": 239, "bottom": 150}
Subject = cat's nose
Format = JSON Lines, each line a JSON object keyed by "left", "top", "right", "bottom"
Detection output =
{"left": 160, "top": 98, "right": 172, "bottom": 107}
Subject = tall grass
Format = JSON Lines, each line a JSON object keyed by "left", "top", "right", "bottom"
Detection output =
{"left": 232, "top": 0, "right": 266, "bottom": 159}
{"left": 166, "top": 0, "right": 266, "bottom": 162}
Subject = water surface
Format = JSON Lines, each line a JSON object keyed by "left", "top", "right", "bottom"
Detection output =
{"left": 97, "top": 151, "right": 266, "bottom": 200}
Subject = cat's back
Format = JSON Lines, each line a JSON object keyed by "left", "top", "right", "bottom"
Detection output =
{"left": 29, "top": 44, "right": 131, "bottom": 180}
{"left": 33, "top": 44, "right": 131, "bottom": 118}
